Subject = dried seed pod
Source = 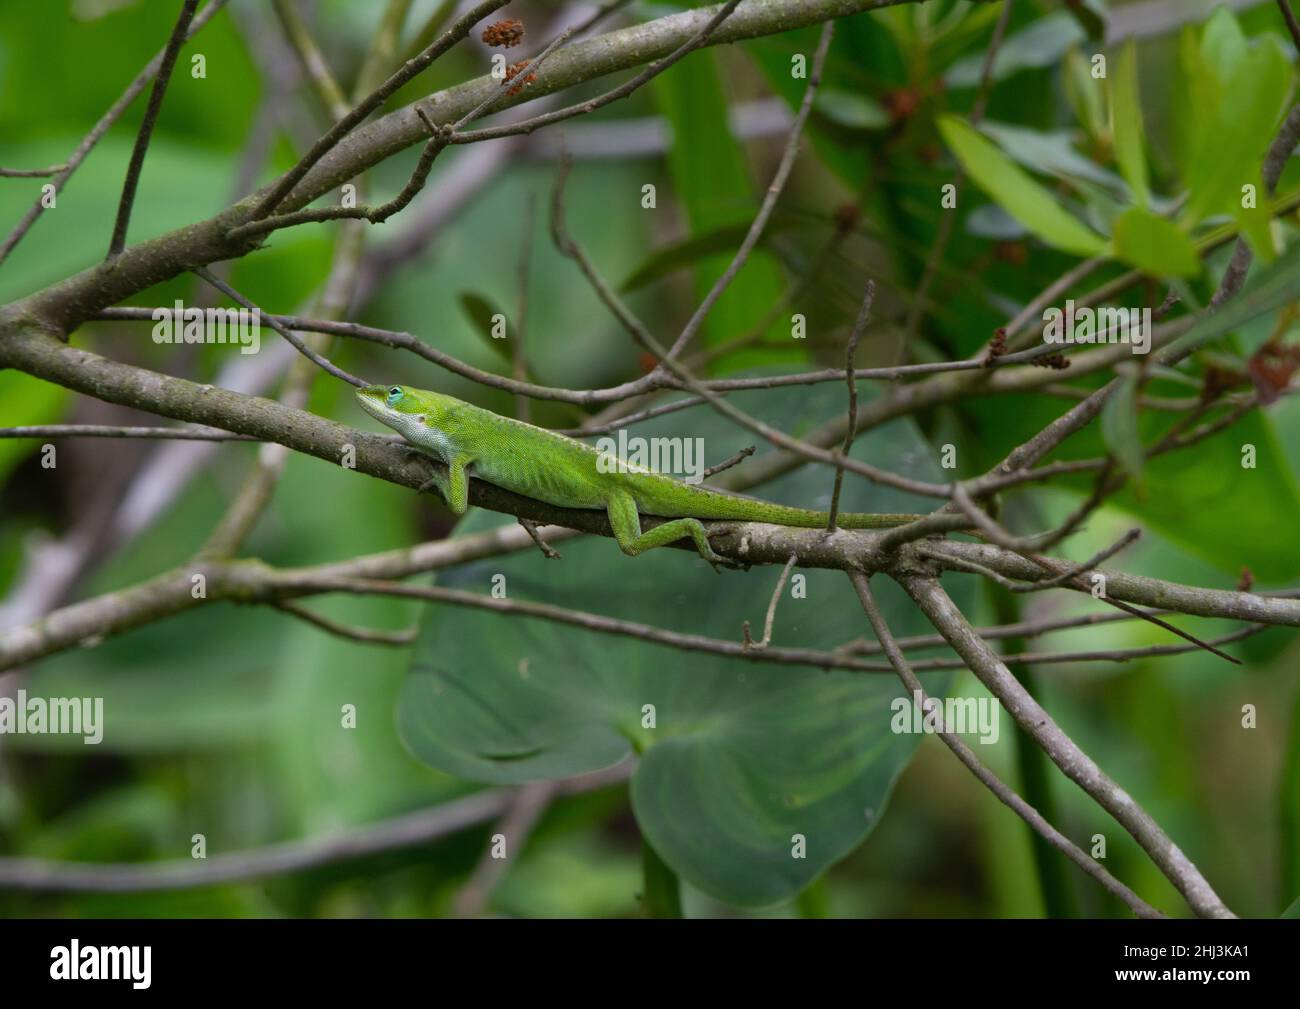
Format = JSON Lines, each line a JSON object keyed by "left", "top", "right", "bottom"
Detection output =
{"left": 482, "top": 19, "right": 525, "bottom": 48}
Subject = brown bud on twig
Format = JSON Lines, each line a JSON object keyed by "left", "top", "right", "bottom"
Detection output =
{"left": 482, "top": 19, "right": 525, "bottom": 48}
{"left": 983, "top": 328, "right": 1008, "bottom": 367}
{"left": 504, "top": 60, "right": 537, "bottom": 96}
{"left": 1237, "top": 567, "right": 1255, "bottom": 593}
{"left": 1032, "top": 352, "right": 1071, "bottom": 370}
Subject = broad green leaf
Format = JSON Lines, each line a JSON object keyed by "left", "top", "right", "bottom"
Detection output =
{"left": 1173, "top": 25, "right": 1221, "bottom": 169}
{"left": 1100, "top": 369, "right": 1144, "bottom": 486}
{"left": 1186, "top": 35, "right": 1293, "bottom": 225}
{"left": 1112, "top": 207, "right": 1200, "bottom": 278}
{"left": 1111, "top": 40, "right": 1150, "bottom": 207}
{"left": 1064, "top": 48, "right": 1108, "bottom": 145}
{"left": 937, "top": 116, "right": 1109, "bottom": 256}
{"left": 946, "top": 12, "right": 1085, "bottom": 88}
{"left": 398, "top": 382, "right": 963, "bottom": 907}
{"left": 980, "top": 120, "right": 1127, "bottom": 193}
{"left": 1163, "top": 235, "right": 1300, "bottom": 362}
{"left": 815, "top": 88, "right": 889, "bottom": 130}
{"left": 1283, "top": 895, "right": 1300, "bottom": 919}
{"left": 651, "top": 52, "right": 788, "bottom": 349}
{"left": 620, "top": 213, "right": 802, "bottom": 293}
{"left": 1234, "top": 167, "right": 1277, "bottom": 263}
{"left": 1200, "top": 6, "right": 1248, "bottom": 84}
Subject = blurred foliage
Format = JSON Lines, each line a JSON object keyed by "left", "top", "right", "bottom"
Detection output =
{"left": 1, "top": 0, "right": 1298, "bottom": 919}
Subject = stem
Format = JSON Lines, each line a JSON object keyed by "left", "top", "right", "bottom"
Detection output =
{"left": 987, "top": 584, "right": 1079, "bottom": 918}
{"left": 641, "top": 836, "right": 683, "bottom": 918}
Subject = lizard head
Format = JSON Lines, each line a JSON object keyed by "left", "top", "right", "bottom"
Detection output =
{"left": 356, "top": 384, "right": 434, "bottom": 438}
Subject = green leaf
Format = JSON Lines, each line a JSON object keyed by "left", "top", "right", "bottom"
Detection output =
{"left": 620, "top": 214, "right": 801, "bottom": 293}
{"left": 397, "top": 382, "right": 962, "bottom": 907}
{"left": 1200, "top": 6, "right": 1248, "bottom": 84}
{"left": 1112, "top": 207, "right": 1200, "bottom": 278}
{"left": 937, "top": 116, "right": 1109, "bottom": 256}
{"left": 1111, "top": 40, "right": 1150, "bottom": 207}
{"left": 1101, "top": 369, "right": 1144, "bottom": 486}
{"left": 458, "top": 291, "right": 512, "bottom": 363}
{"left": 814, "top": 88, "right": 889, "bottom": 130}
{"left": 651, "top": 52, "right": 788, "bottom": 348}
{"left": 1186, "top": 35, "right": 1294, "bottom": 226}
{"left": 1163, "top": 235, "right": 1300, "bottom": 362}
{"left": 1064, "top": 48, "right": 1107, "bottom": 144}
{"left": 946, "top": 12, "right": 1085, "bottom": 88}
{"left": 1283, "top": 895, "right": 1300, "bottom": 919}
{"left": 979, "top": 120, "right": 1127, "bottom": 193}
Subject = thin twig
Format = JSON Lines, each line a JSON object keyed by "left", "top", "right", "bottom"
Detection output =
{"left": 849, "top": 572, "right": 1164, "bottom": 918}
{"left": 274, "top": 600, "right": 417, "bottom": 646}
{"left": 660, "top": 18, "right": 833, "bottom": 363}
{"left": 271, "top": 0, "right": 349, "bottom": 118}
{"left": 227, "top": 110, "right": 452, "bottom": 240}
{"left": 827, "top": 280, "right": 874, "bottom": 530}
{"left": 702, "top": 445, "right": 755, "bottom": 480}
{"left": 251, "top": 0, "right": 510, "bottom": 218}
{"left": 453, "top": 781, "right": 557, "bottom": 917}
{"left": 513, "top": 192, "right": 536, "bottom": 422}
{"left": 948, "top": 485, "right": 1241, "bottom": 664}
{"left": 742, "top": 554, "right": 798, "bottom": 651}
{"left": 0, "top": 765, "right": 630, "bottom": 892}
{"left": 192, "top": 268, "right": 368, "bottom": 387}
{"left": 448, "top": 0, "right": 745, "bottom": 147}
{"left": 0, "top": 164, "right": 68, "bottom": 179}
{"left": 899, "top": 575, "right": 1235, "bottom": 919}
{"left": 0, "top": 0, "right": 227, "bottom": 266}
{"left": 1279, "top": 0, "right": 1300, "bottom": 53}
{"left": 106, "top": 0, "right": 200, "bottom": 259}
{"left": 904, "top": 0, "right": 1013, "bottom": 341}
{"left": 1011, "top": 528, "right": 1141, "bottom": 593}
{"left": 517, "top": 517, "right": 561, "bottom": 559}
{"left": 0, "top": 425, "right": 256, "bottom": 441}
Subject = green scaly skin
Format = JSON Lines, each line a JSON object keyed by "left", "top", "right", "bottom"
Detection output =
{"left": 357, "top": 384, "right": 926, "bottom": 566}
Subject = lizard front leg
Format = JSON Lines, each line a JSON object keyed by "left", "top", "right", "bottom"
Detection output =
{"left": 411, "top": 451, "right": 473, "bottom": 515}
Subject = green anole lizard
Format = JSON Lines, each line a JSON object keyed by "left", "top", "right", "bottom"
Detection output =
{"left": 357, "top": 384, "right": 926, "bottom": 565}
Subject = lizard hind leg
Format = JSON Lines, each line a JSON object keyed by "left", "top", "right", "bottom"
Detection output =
{"left": 606, "top": 490, "right": 726, "bottom": 570}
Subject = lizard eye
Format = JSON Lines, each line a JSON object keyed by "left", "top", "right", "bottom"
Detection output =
{"left": 386, "top": 386, "right": 404, "bottom": 405}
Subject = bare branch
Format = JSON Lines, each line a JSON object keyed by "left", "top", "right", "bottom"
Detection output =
{"left": 702, "top": 445, "right": 755, "bottom": 480}
{"left": 827, "top": 280, "right": 874, "bottom": 530}
{"left": 252, "top": 0, "right": 510, "bottom": 218}
{"left": 0, "top": 765, "right": 630, "bottom": 892}
{"left": 106, "top": 0, "right": 201, "bottom": 259}
{"left": 742, "top": 554, "right": 798, "bottom": 651}
{"left": 0, "top": 425, "right": 255, "bottom": 441}
{"left": 660, "top": 17, "right": 831, "bottom": 363}
{"left": 899, "top": 575, "right": 1234, "bottom": 918}
{"left": 0, "top": 164, "right": 68, "bottom": 179}
{"left": 0, "top": 0, "right": 228, "bottom": 267}
{"left": 904, "top": 0, "right": 1013, "bottom": 342}
{"left": 193, "top": 267, "right": 368, "bottom": 387}
{"left": 274, "top": 600, "right": 417, "bottom": 646}
{"left": 849, "top": 571, "right": 1164, "bottom": 918}
{"left": 271, "top": 0, "right": 349, "bottom": 118}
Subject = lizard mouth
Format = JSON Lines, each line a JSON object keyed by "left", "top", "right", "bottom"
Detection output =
{"left": 355, "top": 386, "right": 391, "bottom": 423}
